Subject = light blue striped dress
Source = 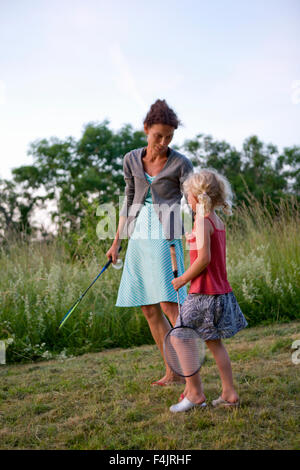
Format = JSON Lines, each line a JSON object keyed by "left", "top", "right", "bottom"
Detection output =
{"left": 115, "top": 172, "right": 187, "bottom": 307}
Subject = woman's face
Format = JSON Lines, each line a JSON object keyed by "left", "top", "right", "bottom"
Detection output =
{"left": 144, "top": 123, "right": 174, "bottom": 155}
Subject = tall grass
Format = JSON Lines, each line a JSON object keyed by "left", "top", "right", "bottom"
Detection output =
{"left": 0, "top": 195, "right": 299, "bottom": 363}
{"left": 225, "top": 194, "right": 300, "bottom": 325}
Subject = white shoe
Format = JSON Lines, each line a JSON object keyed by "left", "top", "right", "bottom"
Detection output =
{"left": 169, "top": 397, "right": 207, "bottom": 413}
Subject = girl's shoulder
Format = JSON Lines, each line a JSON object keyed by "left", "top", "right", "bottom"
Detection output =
{"left": 206, "top": 215, "right": 225, "bottom": 232}
{"left": 192, "top": 213, "right": 225, "bottom": 235}
{"left": 189, "top": 215, "right": 214, "bottom": 237}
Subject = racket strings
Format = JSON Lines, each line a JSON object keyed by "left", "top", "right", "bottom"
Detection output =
{"left": 164, "top": 327, "right": 205, "bottom": 377}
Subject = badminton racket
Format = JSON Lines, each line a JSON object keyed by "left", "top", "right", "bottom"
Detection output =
{"left": 163, "top": 244, "right": 206, "bottom": 377}
{"left": 58, "top": 245, "right": 122, "bottom": 329}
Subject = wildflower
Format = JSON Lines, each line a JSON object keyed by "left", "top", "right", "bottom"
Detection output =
{"left": 287, "top": 283, "right": 295, "bottom": 296}
{"left": 241, "top": 278, "right": 257, "bottom": 303}
{"left": 273, "top": 278, "right": 284, "bottom": 296}
{"left": 42, "top": 350, "right": 52, "bottom": 359}
{"left": 88, "top": 311, "right": 94, "bottom": 328}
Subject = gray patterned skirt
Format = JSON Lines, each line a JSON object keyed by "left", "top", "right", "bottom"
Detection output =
{"left": 175, "top": 291, "right": 248, "bottom": 341}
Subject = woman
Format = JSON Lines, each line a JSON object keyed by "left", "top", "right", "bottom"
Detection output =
{"left": 106, "top": 99, "right": 194, "bottom": 385}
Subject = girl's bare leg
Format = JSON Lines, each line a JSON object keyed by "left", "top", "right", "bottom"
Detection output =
{"left": 180, "top": 339, "right": 238, "bottom": 402}
{"left": 184, "top": 373, "right": 206, "bottom": 404}
{"left": 206, "top": 339, "right": 239, "bottom": 402}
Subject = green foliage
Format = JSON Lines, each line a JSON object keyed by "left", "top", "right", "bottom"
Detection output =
{"left": 12, "top": 120, "right": 147, "bottom": 231}
{"left": 180, "top": 134, "right": 299, "bottom": 209}
{"left": 57, "top": 195, "right": 128, "bottom": 260}
{"left": 0, "top": 178, "right": 40, "bottom": 240}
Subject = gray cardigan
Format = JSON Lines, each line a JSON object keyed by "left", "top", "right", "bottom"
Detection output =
{"left": 119, "top": 146, "right": 194, "bottom": 241}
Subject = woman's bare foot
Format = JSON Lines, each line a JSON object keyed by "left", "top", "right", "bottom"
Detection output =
{"left": 151, "top": 374, "right": 185, "bottom": 386}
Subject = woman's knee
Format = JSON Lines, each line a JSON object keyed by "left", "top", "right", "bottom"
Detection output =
{"left": 141, "top": 304, "right": 162, "bottom": 322}
{"left": 160, "top": 301, "right": 179, "bottom": 324}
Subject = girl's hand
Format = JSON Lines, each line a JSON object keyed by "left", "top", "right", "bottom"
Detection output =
{"left": 171, "top": 276, "right": 186, "bottom": 291}
{"left": 184, "top": 230, "right": 197, "bottom": 250}
{"left": 185, "top": 231, "right": 194, "bottom": 241}
{"left": 185, "top": 231, "right": 196, "bottom": 243}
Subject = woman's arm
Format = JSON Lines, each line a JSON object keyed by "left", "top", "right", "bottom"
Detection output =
{"left": 120, "top": 153, "right": 135, "bottom": 214}
{"left": 106, "top": 153, "right": 135, "bottom": 262}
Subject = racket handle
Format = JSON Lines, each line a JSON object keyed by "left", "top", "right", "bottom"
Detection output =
{"left": 170, "top": 244, "right": 178, "bottom": 278}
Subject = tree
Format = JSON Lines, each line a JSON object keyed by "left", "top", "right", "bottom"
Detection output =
{"left": 276, "top": 145, "right": 300, "bottom": 196}
{"left": 180, "top": 134, "right": 294, "bottom": 208}
{"left": 12, "top": 120, "right": 147, "bottom": 232}
{"left": 0, "top": 178, "right": 38, "bottom": 240}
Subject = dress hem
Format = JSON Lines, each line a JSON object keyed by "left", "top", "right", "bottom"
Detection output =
{"left": 115, "top": 299, "right": 184, "bottom": 307}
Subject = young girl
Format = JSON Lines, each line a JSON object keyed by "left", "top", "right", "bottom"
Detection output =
{"left": 169, "top": 168, "right": 248, "bottom": 412}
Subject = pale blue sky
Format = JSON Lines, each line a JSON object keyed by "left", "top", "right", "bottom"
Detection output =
{"left": 0, "top": 0, "right": 299, "bottom": 179}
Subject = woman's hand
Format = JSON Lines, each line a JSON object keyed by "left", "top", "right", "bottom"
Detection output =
{"left": 106, "top": 242, "right": 120, "bottom": 264}
{"left": 171, "top": 276, "right": 186, "bottom": 291}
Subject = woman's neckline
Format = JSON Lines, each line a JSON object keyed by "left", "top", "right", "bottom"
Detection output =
{"left": 141, "top": 147, "right": 172, "bottom": 178}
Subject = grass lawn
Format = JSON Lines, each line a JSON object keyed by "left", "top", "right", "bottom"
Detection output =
{"left": 0, "top": 321, "right": 299, "bottom": 450}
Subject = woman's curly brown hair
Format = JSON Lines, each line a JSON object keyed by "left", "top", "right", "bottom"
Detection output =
{"left": 143, "top": 99, "right": 181, "bottom": 129}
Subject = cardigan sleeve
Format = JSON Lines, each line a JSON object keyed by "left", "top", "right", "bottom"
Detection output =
{"left": 179, "top": 157, "right": 194, "bottom": 201}
{"left": 119, "top": 153, "right": 135, "bottom": 217}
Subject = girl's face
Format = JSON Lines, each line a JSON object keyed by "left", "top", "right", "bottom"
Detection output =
{"left": 187, "top": 191, "right": 210, "bottom": 216}
{"left": 144, "top": 123, "right": 174, "bottom": 155}
{"left": 187, "top": 192, "right": 198, "bottom": 212}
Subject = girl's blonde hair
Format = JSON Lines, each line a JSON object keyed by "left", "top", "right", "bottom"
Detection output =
{"left": 183, "top": 168, "right": 234, "bottom": 216}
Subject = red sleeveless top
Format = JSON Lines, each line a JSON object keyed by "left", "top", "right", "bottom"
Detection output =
{"left": 187, "top": 216, "right": 232, "bottom": 295}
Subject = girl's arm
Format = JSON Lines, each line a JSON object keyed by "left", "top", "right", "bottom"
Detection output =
{"left": 171, "top": 213, "right": 211, "bottom": 290}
